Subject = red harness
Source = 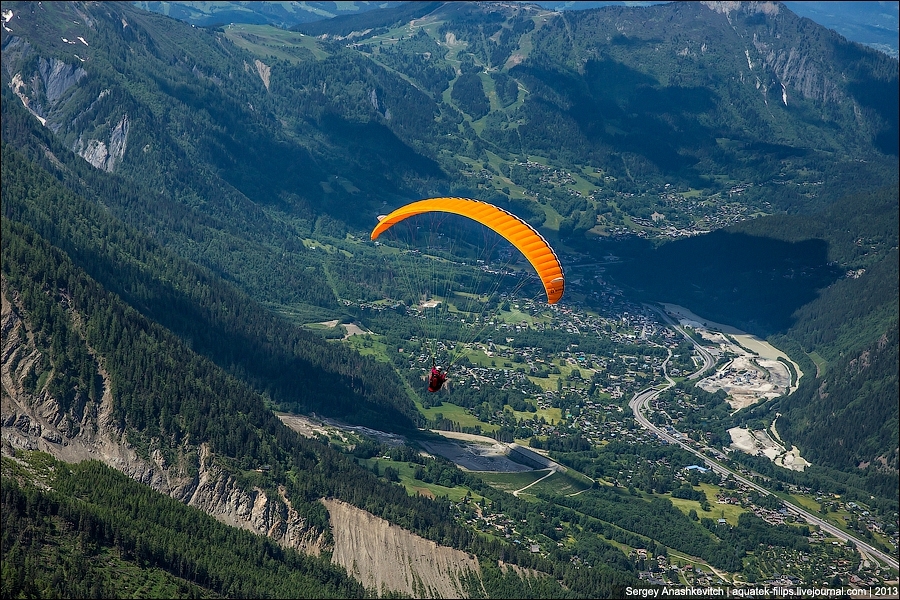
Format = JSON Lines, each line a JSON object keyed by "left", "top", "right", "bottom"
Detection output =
{"left": 427, "top": 368, "right": 446, "bottom": 392}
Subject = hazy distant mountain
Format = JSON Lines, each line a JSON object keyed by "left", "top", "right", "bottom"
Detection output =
{"left": 783, "top": 1, "right": 899, "bottom": 58}
{"left": 532, "top": 2, "right": 900, "bottom": 58}
{"left": 132, "top": 0, "right": 404, "bottom": 28}
{"left": 135, "top": 1, "right": 900, "bottom": 58}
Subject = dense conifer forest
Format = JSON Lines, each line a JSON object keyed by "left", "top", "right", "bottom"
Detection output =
{"left": 1, "top": 1, "right": 897, "bottom": 596}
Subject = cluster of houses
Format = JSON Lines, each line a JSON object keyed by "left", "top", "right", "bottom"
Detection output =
{"left": 826, "top": 499, "right": 898, "bottom": 555}
{"left": 747, "top": 536, "right": 890, "bottom": 588}
{"left": 392, "top": 294, "right": 670, "bottom": 406}
{"left": 632, "top": 551, "right": 726, "bottom": 587}
{"left": 454, "top": 499, "right": 546, "bottom": 557}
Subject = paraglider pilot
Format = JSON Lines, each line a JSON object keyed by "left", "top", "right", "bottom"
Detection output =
{"left": 428, "top": 358, "right": 447, "bottom": 392}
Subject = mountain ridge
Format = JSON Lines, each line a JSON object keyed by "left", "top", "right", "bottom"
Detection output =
{"left": 2, "top": 0, "right": 897, "bottom": 594}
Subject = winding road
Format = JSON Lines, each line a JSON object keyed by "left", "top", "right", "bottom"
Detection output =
{"left": 629, "top": 305, "right": 899, "bottom": 572}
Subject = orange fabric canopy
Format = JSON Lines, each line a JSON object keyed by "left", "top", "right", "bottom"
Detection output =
{"left": 372, "top": 197, "right": 564, "bottom": 304}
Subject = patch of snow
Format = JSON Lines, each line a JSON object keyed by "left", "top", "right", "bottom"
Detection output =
{"left": 744, "top": 49, "right": 753, "bottom": 70}
{"left": 781, "top": 82, "right": 787, "bottom": 106}
{"left": 77, "top": 36, "right": 88, "bottom": 46}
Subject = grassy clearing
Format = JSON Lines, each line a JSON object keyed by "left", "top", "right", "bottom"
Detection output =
{"left": 666, "top": 549, "right": 728, "bottom": 583}
{"left": 829, "top": 508, "right": 855, "bottom": 532}
{"left": 458, "top": 348, "right": 499, "bottom": 368}
{"left": 523, "top": 470, "right": 593, "bottom": 497}
{"left": 667, "top": 483, "right": 747, "bottom": 526}
{"left": 528, "top": 373, "right": 561, "bottom": 391}
{"left": 809, "top": 351, "right": 827, "bottom": 377}
{"left": 485, "top": 151, "right": 530, "bottom": 199}
{"left": 603, "top": 538, "right": 637, "bottom": 556}
{"left": 224, "top": 24, "right": 327, "bottom": 62}
{"left": 416, "top": 399, "right": 499, "bottom": 432}
{"left": 494, "top": 307, "right": 533, "bottom": 325}
{"left": 265, "top": 302, "right": 339, "bottom": 325}
{"left": 708, "top": 173, "right": 739, "bottom": 186}
{"left": 567, "top": 172, "right": 600, "bottom": 197}
{"left": 788, "top": 493, "right": 820, "bottom": 513}
{"left": 320, "top": 175, "right": 360, "bottom": 195}
{"left": 510, "top": 406, "right": 562, "bottom": 424}
{"left": 344, "top": 335, "right": 393, "bottom": 363}
{"left": 359, "top": 457, "right": 477, "bottom": 502}
{"left": 301, "top": 238, "right": 350, "bottom": 255}
{"left": 477, "top": 470, "right": 551, "bottom": 493}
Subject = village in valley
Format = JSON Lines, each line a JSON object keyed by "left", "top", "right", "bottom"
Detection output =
{"left": 290, "top": 265, "right": 899, "bottom": 588}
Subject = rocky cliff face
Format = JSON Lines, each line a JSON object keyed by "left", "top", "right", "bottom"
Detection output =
{"left": 700, "top": 1, "right": 845, "bottom": 107}
{"left": 1, "top": 275, "right": 321, "bottom": 553}
{"left": 324, "top": 498, "right": 482, "bottom": 598}
{"left": 3, "top": 38, "right": 87, "bottom": 128}
{"left": 73, "top": 113, "right": 129, "bottom": 172}
{"left": 2, "top": 36, "right": 128, "bottom": 171}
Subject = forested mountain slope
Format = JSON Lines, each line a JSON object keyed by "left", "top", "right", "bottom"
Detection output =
{"left": 135, "top": 2, "right": 900, "bottom": 61}
{"left": 1, "top": 0, "right": 897, "bottom": 594}
{"left": 1, "top": 94, "right": 418, "bottom": 432}
{"left": 3, "top": 142, "right": 616, "bottom": 595}
{"left": 0, "top": 212, "right": 636, "bottom": 596}
{"left": 1, "top": 453, "right": 366, "bottom": 599}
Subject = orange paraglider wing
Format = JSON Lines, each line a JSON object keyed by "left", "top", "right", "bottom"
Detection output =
{"left": 371, "top": 197, "right": 564, "bottom": 304}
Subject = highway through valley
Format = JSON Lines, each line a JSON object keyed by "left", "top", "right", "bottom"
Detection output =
{"left": 629, "top": 306, "right": 900, "bottom": 572}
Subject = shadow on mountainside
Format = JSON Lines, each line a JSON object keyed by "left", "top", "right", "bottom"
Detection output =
{"left": 603, "top": 230, "right": 842, "bottom": 336}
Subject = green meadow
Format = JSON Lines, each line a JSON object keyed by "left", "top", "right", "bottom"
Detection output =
{"left": 224, "top": 24, "right": 329, "bottom": 61}
{"left": 667, "top": 483, "right": 747, "bottom": 526}
{"left": 359, "top": 457, "right": 479, "bottom": 503}
{"left": 476, "top": 470, "right": 552, "bottom": 493}
{"left": 519, "top": 469, "right": 593, "bottom": 498}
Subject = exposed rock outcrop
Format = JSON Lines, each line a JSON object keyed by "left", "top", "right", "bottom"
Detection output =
{"left": 255, "top": 59, "right": 271, "bottom": 91}
{"left": 753, "top": 40, "right": 843, "bottom": 105}
{"left": 2, "top": 38, "right": 87, "bottom": 125}
{"left": 324, "top": 498, "right": 482, "bottom": 598}
{"left": 38, "top": 56, "right": 87, "bottom": 104}
{"left": 701, "top": 1, "right": 779, "bottom": 18}
{"left": 74, "top": 113, "right": 129, "bottom": 172}
{"left": 1, "top": 275, "right": 321, "bottom": 555}
{"left": 3, "top": 40, "right": 129, "bottom": 171}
